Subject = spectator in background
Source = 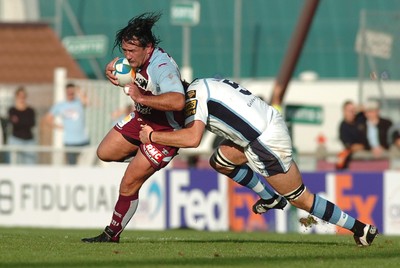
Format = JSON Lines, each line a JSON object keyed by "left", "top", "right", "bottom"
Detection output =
{"left": 387, "top": 122, "right": 400, "bottom": 151}
{"left": 360, "top": 100, "right": 392, "bottom": 158}
{"left": 0, "top": 116, "right": 8, "bottom": 163}
{"left": 337, "top": 100, "right": 366, "bottom": 169}
{"left": 339, "top": 100, "right": 366, "bottom": 153}
{"left": 45, "top": 83, "right": 90, "bottom": 165}
{"left": 7, "top": 87, "right": 37, "bottom": 164}
{"left": 393, "top": 130, "right": 400, "bottom": 149}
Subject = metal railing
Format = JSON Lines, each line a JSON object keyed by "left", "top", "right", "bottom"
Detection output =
{"left": 2, "top": 143, "right": 400, "bottom": 171}
{"left": 0, "top": 145, "right": 98, "bottom": 166}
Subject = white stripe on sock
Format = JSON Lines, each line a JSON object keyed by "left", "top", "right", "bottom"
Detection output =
{"left": 252, "top": 181, "right": 265, "bottom": 194}
{"left": 336, "top": 211, "right": 349, "bottom": 227}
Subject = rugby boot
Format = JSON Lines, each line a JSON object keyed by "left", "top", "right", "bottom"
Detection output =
{"left": 81, "top": 226, "right": 120, "bottom": 243}
{"left": 353, "top": 224, "right": 378, "bottom": 246}
{"left": 252, "top": 196, "right": 288, "bottom": 214}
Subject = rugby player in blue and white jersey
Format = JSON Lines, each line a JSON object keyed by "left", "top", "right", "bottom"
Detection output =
{"left": 140, "top": 78, "right": 378, "bottom": 246}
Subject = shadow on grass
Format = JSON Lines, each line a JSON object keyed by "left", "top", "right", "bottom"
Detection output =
{"left": 2, "top": 251, "right": 400, "bottom": 268}
{"left": 120, "top": 238, "right": 345, "bottom": 247}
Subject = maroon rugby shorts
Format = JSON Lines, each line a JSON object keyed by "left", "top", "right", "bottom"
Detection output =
{"left": 114, "top": 110, "right": 179, "bottom": 170}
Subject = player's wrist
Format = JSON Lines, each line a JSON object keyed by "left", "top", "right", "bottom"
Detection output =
{"left": 149, "top": 131, "right": 154, "bottom": 143}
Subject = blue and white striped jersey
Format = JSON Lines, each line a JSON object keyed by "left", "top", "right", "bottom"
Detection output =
{"left": 184, "top": 78, "right": 275, "bottom": 147}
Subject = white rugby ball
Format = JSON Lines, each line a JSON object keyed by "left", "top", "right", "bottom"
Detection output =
{"left": 113, "top": 58, "right": 135, "bottom": 87}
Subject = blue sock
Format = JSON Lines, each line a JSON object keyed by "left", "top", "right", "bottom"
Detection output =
{"left": 311, "top": 194, "right": 356, "bottom": 231}
{"left": 228, "top": 165, "right": 279, "bottom": 203}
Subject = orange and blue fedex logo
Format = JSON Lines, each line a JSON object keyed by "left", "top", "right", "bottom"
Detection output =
{"left": 334, "top": 173, "right": 381, "bottom": 234}
{"left": 228, "top": 172, "right": 383, "bottom": 233}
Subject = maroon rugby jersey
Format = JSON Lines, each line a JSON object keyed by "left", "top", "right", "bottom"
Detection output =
{"left": 133, "top": 47, "right": 184, "bottom": 131}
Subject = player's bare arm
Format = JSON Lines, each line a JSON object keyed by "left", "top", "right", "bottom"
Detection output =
{"left": 44, "top": 113, "right": 63, "bottom": 129}
{"left": 128, "top": 83, "right": 185, "bottom": 111}
{"left": 140, "top": 121, "right": 205, "bottom": 147}
{"left": 77, "top": 89, "right": 89, "bottom": 107}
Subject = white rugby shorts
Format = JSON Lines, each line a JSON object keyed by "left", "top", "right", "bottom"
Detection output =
{"left": 244, "top": 107, "right": 293, "bottom": 176}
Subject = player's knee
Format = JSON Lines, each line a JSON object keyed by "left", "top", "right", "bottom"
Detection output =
{"left": 96, "top": 146, "right": 111, "bottom": 162}
{"left": 120, "top": 175, "right": 146, "bottom": 196}
{"left": 209, "top": 148, "right": 236, "bottom": 174}
{"left": 283, "top": 183, "right": 312, "bottom": 211}
{"left": 209, "top": 153, "right": 218, "bottom": 170}
{"left": 97, "top": 144, "right": 134, "bottom": 162}
{"left": 96, "top": 146, "right": 106, "bottom": 161}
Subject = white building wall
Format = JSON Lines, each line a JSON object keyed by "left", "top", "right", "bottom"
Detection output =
{"left": 0, "top": 0, "right": 39, "bottom": 22}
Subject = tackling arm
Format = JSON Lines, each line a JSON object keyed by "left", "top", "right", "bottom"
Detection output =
{"left": 140, "top": 121, "right": 206, "bottom": 148}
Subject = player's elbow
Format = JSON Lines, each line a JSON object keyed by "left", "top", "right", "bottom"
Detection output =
{"left": 187, "top": 135, "right": 202, "bottom": 148}
{"left": 174, "top": 98, "right": 185, "bottom": 111}
{"left": 170, "top": 94, "right": 185, "bottom": 111}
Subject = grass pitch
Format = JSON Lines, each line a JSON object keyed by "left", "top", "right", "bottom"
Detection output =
{"left": 0, "top": 227, "right": 399, "bottom": 268}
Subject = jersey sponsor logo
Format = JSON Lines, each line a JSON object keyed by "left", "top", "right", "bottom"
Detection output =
{"left": 247, "top": 96, "right": 258, "bottom": 107}
{"left": 184, "top": 100, "right": 197, "bottom": 118}
{"left": 186, "top": 90, "right": 196, "bottom": 99}
{"left": 134, "top": 71, "right": 154, "bottom": 115}
{"left": 135, "top": 103, "right": 152, "bottom": 115}
{"left": 135, "top": 73, "right": 148, "bottom": 90}
{"left": 113, "top": 211, "right": 122, "bottom": 218}
{"left": 144, "top": 144, "right": 163, "bottom": 165}
{"left": 116, "top": 112, "right": 134, "bottom": 128}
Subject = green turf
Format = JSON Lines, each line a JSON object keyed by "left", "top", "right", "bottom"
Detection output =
{"left": 0, "top": 228, "right": 399, "bottom": 268}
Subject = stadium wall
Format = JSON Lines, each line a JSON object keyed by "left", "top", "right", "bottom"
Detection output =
{"left": 0, "top": 165, "right": 399, "bottom": 235}
{"left": 37, "top": 0, "right": 400, "bottom": 80}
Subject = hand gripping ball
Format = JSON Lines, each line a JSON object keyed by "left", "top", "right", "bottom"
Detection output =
{"left": 113, "top": 58, "right": 136, "bottom": 87}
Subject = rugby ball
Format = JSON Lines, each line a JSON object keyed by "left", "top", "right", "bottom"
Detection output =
{"left": 113, "top": 58, "right": 136, "bottom": 87}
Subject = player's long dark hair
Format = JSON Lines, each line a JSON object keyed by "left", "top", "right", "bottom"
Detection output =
{"left": 113, "top": 12, "right": 162, "bottom": 52}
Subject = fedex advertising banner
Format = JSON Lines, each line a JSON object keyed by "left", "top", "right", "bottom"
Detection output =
{"left": 384, "top": 171, "right": 400, "bottom": 234}
{"left": 166, "top": 169, "right": 228, "bottom": 231}
{"left": 229, "top": 178, "right": 279, "bottom": 232}
{"left": 303, "top": 172, "right": 383, "bottom": 235}
{"left": 227, "top": 171, "right": 386, "bottom": 234}
{"left": 0, "top": 166, "right": 398, "bottom": 235}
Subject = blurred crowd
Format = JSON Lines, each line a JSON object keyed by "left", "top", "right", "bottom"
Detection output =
{"left": 337, "top": 99, "right": 400, "bottom": 169}
{"left": 0, "top": 83, "right": 90, "bottom": 165}
{"left": 2, "top": 85, "right": 400, "bottom": 170}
